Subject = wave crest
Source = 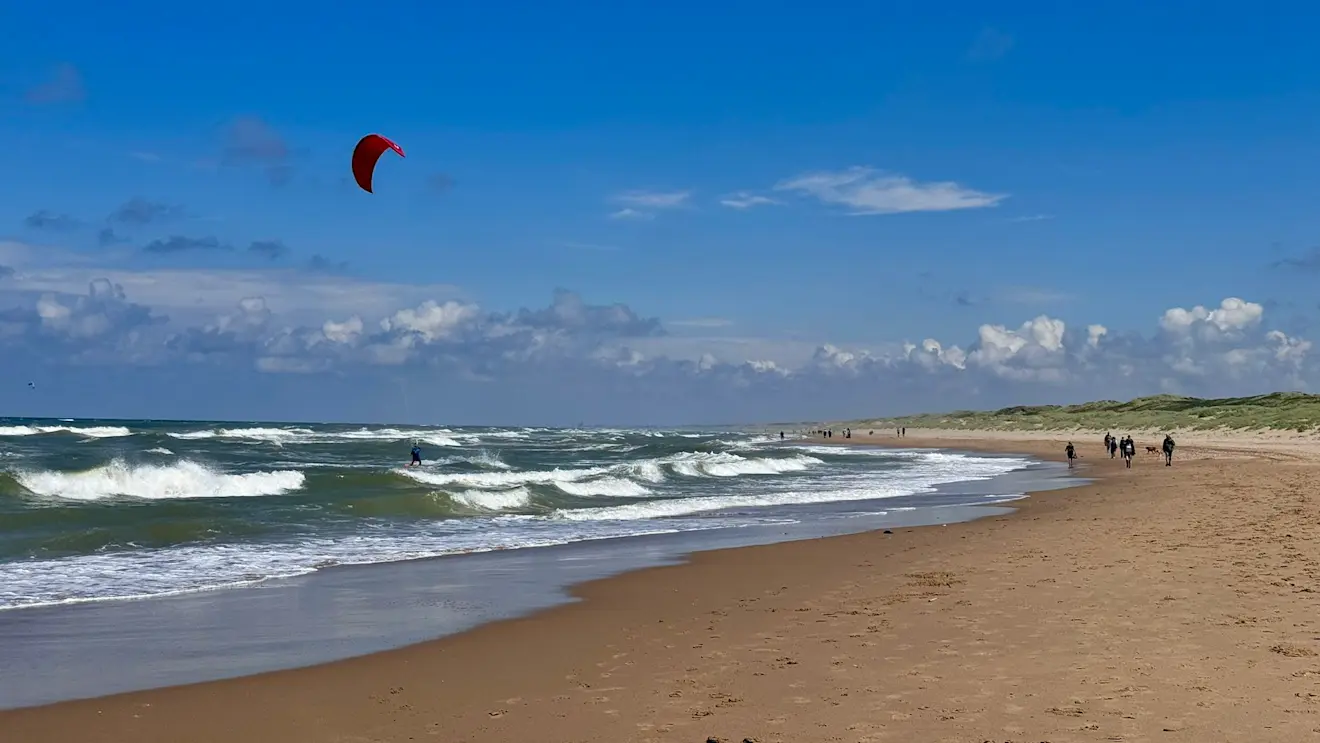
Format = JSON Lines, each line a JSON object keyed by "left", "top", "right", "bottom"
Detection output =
{"left": 15, "top": 459, "right": 306, "bottom": 501}
{"left": 0, "top": 425, "right": 133, "bottom": 438}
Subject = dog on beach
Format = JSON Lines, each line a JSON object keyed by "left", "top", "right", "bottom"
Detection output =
{"left": 1145, "top": 446, "right": 1159, "bottom": 454}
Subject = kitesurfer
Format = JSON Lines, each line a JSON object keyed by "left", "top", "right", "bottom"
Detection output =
{"left": 409, "top": 444, "right": 422, "bottom": 467}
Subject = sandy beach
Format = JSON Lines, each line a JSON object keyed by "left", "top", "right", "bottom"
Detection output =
{"left": 6, "top": 430, "right": 1320, "bottom": 742}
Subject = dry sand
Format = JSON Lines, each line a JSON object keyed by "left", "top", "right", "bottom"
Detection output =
{"left": 6, "top": 431, "right": 1320, "bottom": 742}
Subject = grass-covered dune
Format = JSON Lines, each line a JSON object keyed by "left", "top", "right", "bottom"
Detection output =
{"left": 850, "top": 392, "right": 1320, "bottom": 434}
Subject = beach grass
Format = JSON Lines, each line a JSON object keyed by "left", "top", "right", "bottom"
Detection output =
{"left": 843, "top": 392, "right": 1320, "bottom": 434}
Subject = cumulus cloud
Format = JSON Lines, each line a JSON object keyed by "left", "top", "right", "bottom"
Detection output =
{"left": 0, "top": 247, "right": 1311, "bottom": 424}
{"left": 0, "top": 278, "right": 165, "bottom": 362}
{"left": 166, "top": 296, "right": 273, "bottom": 358}
{"left": 775, "top": 166, "right": 1007, "bottom": 215}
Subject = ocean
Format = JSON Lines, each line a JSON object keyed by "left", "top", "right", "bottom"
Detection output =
{"left": 0, "top": 418, "right": 1038, "bottom": 614}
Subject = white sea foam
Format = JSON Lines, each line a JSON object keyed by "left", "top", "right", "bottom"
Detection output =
{"left": 789, "top": 444, "right": 900, "bottom": 457}
{"left": 0, "top": 425, "right": 133, "bottom": 438}
{"left": 399, "top": 452, "right": 823, "bottom": 492}
{"left": 554, "top": 477, "right": 652, "bottom": 497}
{"left": 402, "top": 464, "right": 613, "bottom": 489}
{"left": 449, "top": 487, "right": 532, "bottom": 510}
{"left": 168, "top": 426, "right": 466, "bottom": 447}
{"left": 619, "top": 460, "right": 667, "bottom": 483}
{"left": 552, "top": 486, "right": 911, "bottom": 520}
{"left": 145, "top": 447, "right": 174, "bottom": 455}
{"left": 552, "top": 451, "right": 1029, "bottom": 521}
{"left": 434, "top": 450, "right": 511, "bottom": 469}
{"left": 0, "top": 428, "right": 1048, "bottom": 612}
{"left": 15, "top": 459, "right": 305, "bottom": 501}
{"left": 0, "top": 518, "right": 719, "bottom": 611}
{"left": 661, "top": 451, "right": 822, "bottom": 477}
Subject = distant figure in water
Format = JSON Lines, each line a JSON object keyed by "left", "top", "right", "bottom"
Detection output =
{"left": 779, "top": 431, "right": 785, "bottom": 439}
{"left": 1162, "top": 434, "right": 1176, "bottom": 466}
{"left": 409, "top": 445, "right": 422, "bottom": 467}
{"left": 1065, "top": 441, "right": 1076, "bottom": 468}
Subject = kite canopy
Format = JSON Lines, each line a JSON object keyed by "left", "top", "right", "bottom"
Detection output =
{"left": 351, "top": 133, "right": 405, "bottom": 193}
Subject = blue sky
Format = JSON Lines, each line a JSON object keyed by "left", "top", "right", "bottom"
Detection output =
{"left": 2, "top": 2, "right": 1319, "bottom": 425}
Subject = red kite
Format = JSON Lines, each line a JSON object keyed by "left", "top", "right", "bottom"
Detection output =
{"left": 351, "top": 134, "right": 405, "bottom": 193}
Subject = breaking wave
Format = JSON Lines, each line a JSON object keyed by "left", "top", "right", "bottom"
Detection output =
{"left": 168, "top": 426, "right": 463, "bottom": 447}
{"left": 0, "top": 421, "right": 1051, "bottom": 612}
{"left": 0, "top": 425, "right": 133, "bottom": 438}
{"left": 14, "top": 459, "right": 306, "bottom": 501}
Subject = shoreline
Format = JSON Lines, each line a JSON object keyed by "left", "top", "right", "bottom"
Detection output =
{"left": 0, "top": 443, "right": 1075, "bottom": 710}
{"left": 8, "top": 431, "right": 1314, "bottom": 741}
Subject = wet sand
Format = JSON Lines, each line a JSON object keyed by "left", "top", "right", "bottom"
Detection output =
{"left": 6, "top": 431, "right": 1320, "bottom": 742}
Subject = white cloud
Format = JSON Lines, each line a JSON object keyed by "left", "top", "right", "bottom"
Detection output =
{"left": 774, "top": 167, "right": 1007, "bottom": 215}
{"left": 719, "top": 192, "right": 779, "bottom": 210}
{"left": 0, "top": 248, "right": 1311, "bottom": 425}
{"left": 1159, "top": 297, "right": 1262, "bottom": 338}
{"left": 0, "top": 242, "right": 463, "bottom": 326}
{"left": 613, "top": 190, "right": 691, "bottom": 209}
{"left": 607, "top": 190, "right": 692, "bottom": 221}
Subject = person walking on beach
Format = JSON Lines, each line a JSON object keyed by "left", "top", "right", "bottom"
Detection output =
{"left": 1162, "top": 434, "right": 1176, "bottom": 466}
{"left": 1103, "top": 432, "right": 1112, "bottom": 451}
{"left": 1065, "top": 441, "right": 1076, "bottom": 468}
{"left": 1121, "top": 436, "right": 1134, "bottom": 468}
{"left": 1109, "top": 437, "right": 1118, "bottom": 459}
